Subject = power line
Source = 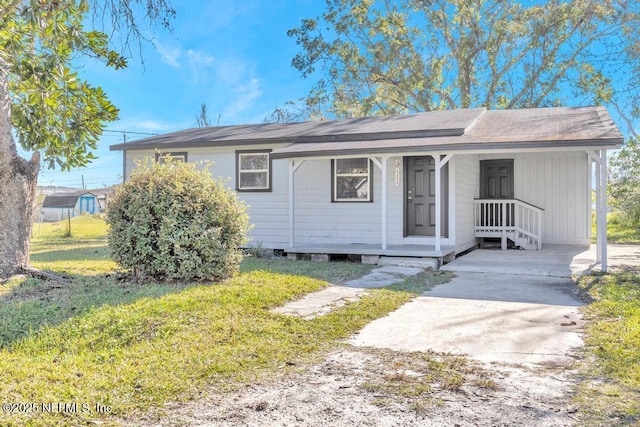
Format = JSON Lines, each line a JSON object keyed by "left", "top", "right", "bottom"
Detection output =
{"left": 104, "top": 129, "right": 159, "bottom": 143}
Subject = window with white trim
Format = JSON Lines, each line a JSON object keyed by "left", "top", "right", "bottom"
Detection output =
{"left": 332, "top": 158, "right": 372, "bottom": 202}
{"left": 236, "top": 150, "right": 271, "bottom": 191}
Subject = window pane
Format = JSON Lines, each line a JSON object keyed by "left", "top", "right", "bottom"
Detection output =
{"left": 336, "top": 158, "right": 368, "bottom": 174}
{"left": 240, "top": 154, "right": 268, "bottom": 170}
{"left": 336, "top": 176, "right": 369, "bottom": 200}
{"left": 240, "top": 171, "right": 268, "bottom": 189}
{"left": 158, "top": 155, "right": 185, "bottom": 164}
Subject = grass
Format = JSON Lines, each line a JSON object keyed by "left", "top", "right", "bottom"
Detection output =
{"left": 591, "top": 211, "right": 640, "bottom": 244}
{"left": 575, "top": 272, "right": 640, "bottom": 425}
{"left": 30, "top": 215, "right": 118, "bottom": 275}
{"left": 0, "top": 216, "right": 459, "bottom": 426}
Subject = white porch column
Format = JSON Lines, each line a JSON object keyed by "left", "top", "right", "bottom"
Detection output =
{"left": 600, "top": 149, "right": 608, "bottom": 272}
{"left": 369, "top": 157, "right": 388, "bottom": 250}
{"left": 594, "top": 154, "right": 602, "bottom": 264}
{"left": 435, "top": 154, "right": 452, "bottom": 252}
{"left": 288, "top": 160, "right": 304, "bottom": 248}
{"left": 589, "top": 149, "right": 608, "bottom": 272}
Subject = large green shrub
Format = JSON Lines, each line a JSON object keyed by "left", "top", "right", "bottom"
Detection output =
{"left": 107, "top": 160, "right": 249, "bottom": 281}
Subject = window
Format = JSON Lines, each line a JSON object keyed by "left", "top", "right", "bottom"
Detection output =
{"left": 236, "top": 150, "right": 272, "bottom": 192}
{"left": 332, "top": 158, "right": 372, "bottom": 202}
{"left": 155, "top": 152, "right": 187, "bottom": 163}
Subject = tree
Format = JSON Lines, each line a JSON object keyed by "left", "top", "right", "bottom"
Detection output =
{"left": 0, "top": 0, "right": 175, "bottom": 279}
{"left": 288, "top": 0, "right": 640, "bottom": 124}
{"left": 609, "top": 139, "right": 640, "bottom": 225}
{"left": 195, "top": 102, "right": 212, "bottom": 127}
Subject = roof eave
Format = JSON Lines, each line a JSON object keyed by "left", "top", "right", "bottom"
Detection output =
{"left": 109, "top": 137, "right": 296, "bottom": 151}
{"left": 269, "top": 138, "right": 624, "bottom": 159}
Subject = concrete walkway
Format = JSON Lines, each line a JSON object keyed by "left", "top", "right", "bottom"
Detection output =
{"left": 271, "top": 265, "right": 424, "bottom": 319}
{"left": 350, "top": 272, "right": 584, "bottom": 366}
{"left": 350, "top": 245, "right": 604, "bottom": 367}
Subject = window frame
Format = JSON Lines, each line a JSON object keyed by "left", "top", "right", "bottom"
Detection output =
{"left": 331, "top": 158, "right": 373, "bottom": 203}
{"left": 235, "top": 149, "right": 272, "bottom": 192}
{"left": 155, "top": 151, "right": 188, "bottom": 163}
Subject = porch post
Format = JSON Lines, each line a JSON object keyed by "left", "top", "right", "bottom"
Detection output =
{"left": 600, "top": 149, "right": 608, "bottom": 272}
{"left": 369, "top": 157, "right": 387, "bottom": 250}
{"left": 594, "top": 154, "right": 602, "bottom": 264}
{"left": 381, "top": 156, "right": 388, "bottom": 250}
{"left": 435, "top": 154, "right": 452, "bottom": 252}
{"left": 288, "top": 160, "right": 304, "bottom": 248}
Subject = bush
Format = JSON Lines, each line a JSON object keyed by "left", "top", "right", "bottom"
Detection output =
{"left": 106, "top": 160, "right": 250, "bottom": 281}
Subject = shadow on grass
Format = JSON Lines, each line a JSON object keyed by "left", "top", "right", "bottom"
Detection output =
{"left": 30, "top": 245, "right": 111, "bottom": 263}
{"left": 0, "top": 274, "right": 196, "bottom": 349}
{"left": 0, "top": 257, "right": 372, "bottom": 351}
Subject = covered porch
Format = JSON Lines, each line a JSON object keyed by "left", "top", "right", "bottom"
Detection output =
{"left": 270, "top": 107, "right": 621, "bottom": 272}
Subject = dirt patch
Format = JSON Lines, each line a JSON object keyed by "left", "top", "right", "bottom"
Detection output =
{"left": 136, "top": 347, "right": 580, "bottom": 426}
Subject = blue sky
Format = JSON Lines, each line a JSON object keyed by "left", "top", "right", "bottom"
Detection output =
{"left": 31, "top": 0, "right": 323, "bottom": 189}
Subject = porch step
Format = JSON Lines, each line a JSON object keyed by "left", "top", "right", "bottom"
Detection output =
{"left": 378, "top": 257, "right": 438, "bottom": 269}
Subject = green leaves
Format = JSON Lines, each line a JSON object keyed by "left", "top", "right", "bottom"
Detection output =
{"left": 609, "top": 139, "right": 640, "bottom": 225}
{"left": 107, "top": 160, "right": 250, "bottom": 281}
{"left": 0, "top": 0, "right": 130, "bottom": 170}
{"left": 289, "top": 0, "right": 640, "bottom": 127}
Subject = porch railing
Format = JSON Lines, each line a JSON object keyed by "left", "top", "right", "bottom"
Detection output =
{"left": 473, "top": 199, "right": 544, "bottom": 250}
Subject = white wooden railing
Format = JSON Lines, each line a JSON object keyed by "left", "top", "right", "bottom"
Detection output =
{"left": 473, "top": 199, "right": 544, "bottom": 250}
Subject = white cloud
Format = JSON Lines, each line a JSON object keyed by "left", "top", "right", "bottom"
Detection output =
{"left": 155, "top": 42, "right": 182, "bottom": 68}
{"left": 226, "top": 77, "right": 262, "bottom": 117}
{"left": 186, "top": 50, "right": 216, "bottom": 84}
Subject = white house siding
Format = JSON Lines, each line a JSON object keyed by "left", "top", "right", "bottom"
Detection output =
{"left": 292, "top": 159, "right": 383, "bottom": 245}
{"left": 453, "top": 154, "right": 480, "bottom": 253}
{"left": 479, "top": 151, "right": 590, "bottom": 245}
{"left": 124, "top": 144, "right": 290, "bottom": 249}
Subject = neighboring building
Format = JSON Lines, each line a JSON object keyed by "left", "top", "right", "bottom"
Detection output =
{"left": 88, "top": 186, "right": 115, "bottom": 212}
{"left": 110, "top": 106, "right": 623, "bottom": 271}
{"left": 41, "top": 191, "right": 99, "bottom": 222}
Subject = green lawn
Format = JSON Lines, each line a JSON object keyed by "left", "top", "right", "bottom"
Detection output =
{"left": 591, "top": 212, "right": 640, "bottom": 244}
{"left": 575, "top": 272, "right": 640, "bottom": 425}
{"left": 0, "top": 216, "right": 455, "bottom": 426}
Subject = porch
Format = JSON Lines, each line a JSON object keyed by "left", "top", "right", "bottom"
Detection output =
{"left": 441, "top": 244, "right": 597, "bottom": 278}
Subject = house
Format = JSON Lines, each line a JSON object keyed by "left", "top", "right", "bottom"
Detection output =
{"left": 87, "top": 186, "right": 116, "bottom": 212}
{"left": 41, "top": 191, "right": 99, "bottom": 222}
{"left": 109, "top": 106, "right": 623, "bottom": 271}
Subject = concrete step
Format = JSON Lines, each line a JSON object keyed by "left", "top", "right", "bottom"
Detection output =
{"left": 378, "top": 256, "right": 438, "bottom": 269}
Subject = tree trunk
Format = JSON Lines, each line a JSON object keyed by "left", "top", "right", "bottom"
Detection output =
{"left": 0, "top": 74, "right": 39, "bottom": 279}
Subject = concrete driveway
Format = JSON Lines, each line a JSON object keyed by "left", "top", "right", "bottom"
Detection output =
{"left": 350, "top": 245, "right": 599, "bottom": 367}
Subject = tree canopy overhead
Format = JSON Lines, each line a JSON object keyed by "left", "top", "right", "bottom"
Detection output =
{"left": 0, "top": 0, "right": 175, "bottom": 278}
{"left": 0, "top": 0, "right": 175, "bottom": 170}
{"left": 288, "top": 0, "right": 640, "bottom": 130}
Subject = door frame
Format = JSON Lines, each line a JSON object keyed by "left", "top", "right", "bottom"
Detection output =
{"left": 403, "top": 155, "right": 449, "bottom": 237}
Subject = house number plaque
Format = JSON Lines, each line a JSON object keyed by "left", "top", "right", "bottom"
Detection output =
{"left": 394, "top": 168, "right": 400, "bottom": 185}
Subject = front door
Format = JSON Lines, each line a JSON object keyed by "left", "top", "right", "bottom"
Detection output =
{"left": 405, "top": 156, "right": 448, "bottom": 236}
{"left": 480, "top": 159, "right": 514, "bottom": 199}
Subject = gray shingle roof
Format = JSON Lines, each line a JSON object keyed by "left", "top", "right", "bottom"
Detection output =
{"left": 270, "top": 106, "right": 624, "bottom": 158}
{"left": 42, "top": 191, "right": 96, "bottom": 209}
{"left": 109, "top": 106, "right": 623, "bottom": 156}
{"left": 109, "top": 108, "right": 485, "bottom": 150}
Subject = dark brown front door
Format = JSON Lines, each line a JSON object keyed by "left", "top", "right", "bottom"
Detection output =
{"left": 480, "top": 159, "right": 514, "bottom": 199}
{"left": 405, "top": 156, "right": 448, "bottom": 236}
